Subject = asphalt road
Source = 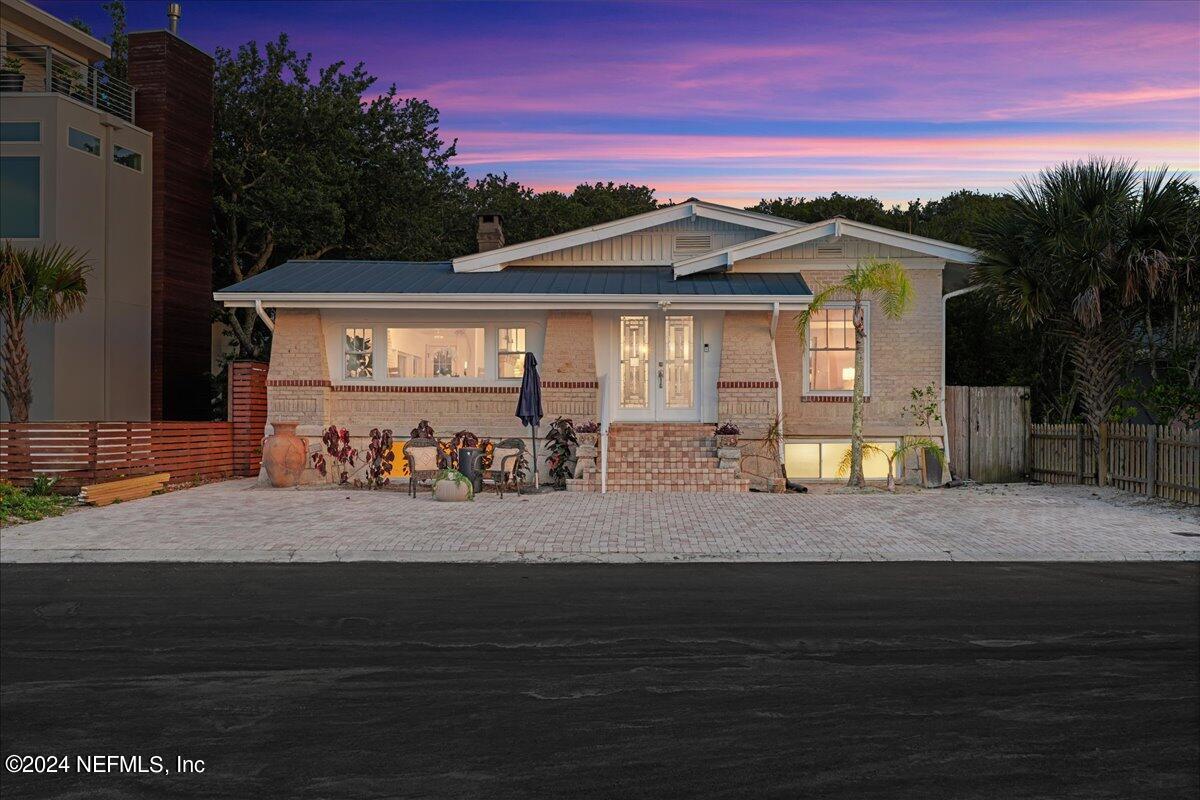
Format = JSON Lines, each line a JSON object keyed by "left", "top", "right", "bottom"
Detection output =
{"left": 1, "top": 563, "right": 1197, "bottom": 800}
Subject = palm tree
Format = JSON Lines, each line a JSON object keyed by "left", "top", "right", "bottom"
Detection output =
{"left": 974, "top": 159, "right": 1195, "bottom": 435}
{"left": 796, "top": 258, "right": 913, "bottom": 487}
{"left": 1, "top": 243, "right": 90, "bottom": 422}
{"left": 837, "top": 438, "right": 945, "bottom": 492}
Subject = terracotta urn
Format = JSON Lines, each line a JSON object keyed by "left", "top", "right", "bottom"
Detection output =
{"left": 262, "top": 421, "right": 307, "bottom": 488}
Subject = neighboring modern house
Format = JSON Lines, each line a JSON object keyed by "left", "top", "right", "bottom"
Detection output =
{"left": 216, "top": 201, "right": 979, "bottom": 489}
{"left": 0, "top": 0, "right": 213, "bottom": 422}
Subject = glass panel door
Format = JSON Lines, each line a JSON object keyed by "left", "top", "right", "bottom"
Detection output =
{"left": 662, "top": 315, "right": 694, "bottom": 410}
{"left": 619, "top": 315, "right": 649, "bottom": 409}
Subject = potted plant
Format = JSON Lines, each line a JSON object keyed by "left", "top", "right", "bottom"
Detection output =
{"left": 432, "top": 468, "right": 474, "bottom": 502}
{"left": 714, "top": 421, "right": 740, "bottom": 449}
{"left": 904, "top": 384, "right": 945, "bottom": 485}
{"left": 544, "top": 417, "right": 578, "bottom": 488}
{"left": 575, "top": 420, "right": 600, "bottom": 448}
{"left": 1, "top": 52, "right": 24, "bottom": 93}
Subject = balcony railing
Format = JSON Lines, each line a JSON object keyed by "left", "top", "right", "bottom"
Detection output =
{"left": 0, "top": 44, "right": 135, "bottom": 122}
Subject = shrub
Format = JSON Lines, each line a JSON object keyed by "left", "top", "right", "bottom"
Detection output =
{"left": 714, "top": 421, "right": 740, "bottom": 436}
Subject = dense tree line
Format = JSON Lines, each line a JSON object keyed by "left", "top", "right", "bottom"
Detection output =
{"left": 208, "top": 36, "right": 1197, "bottom": 427}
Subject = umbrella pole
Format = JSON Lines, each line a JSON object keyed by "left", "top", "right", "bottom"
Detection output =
{"left": 531, "top": 425, "right": 539, "bottom": 489}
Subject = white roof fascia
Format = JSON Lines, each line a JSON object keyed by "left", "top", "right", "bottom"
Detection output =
{"left": 673, "top": 220, "right": 837, "bottom": 276}
{"left": 451, "top": 201, "right": 800, "bottom": 273}
{"left": 214, "top": 291, "right": 812, "bottom": 311}
{"left": 672, "top": 218, "right": 981, "bottom": 277}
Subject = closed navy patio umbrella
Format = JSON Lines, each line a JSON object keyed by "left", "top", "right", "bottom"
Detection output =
{"left": 515, "top": 352, "right": 543, "bottom": 488}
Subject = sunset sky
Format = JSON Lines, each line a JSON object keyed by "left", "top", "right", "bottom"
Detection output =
{"left": 42, "top": 0, "right": 1200, "bottom": 207}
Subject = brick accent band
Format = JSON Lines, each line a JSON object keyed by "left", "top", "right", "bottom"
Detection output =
{"left": 716, "top": 380, "right": 779, "bottom": 389}
{"left": 800, "top": 395, "right": 871, "bottom": 403}
{"left": 267, "top": 379, "right": 331, "bottom": 387}
{"left": 269, "top": 379, "right": 598, "bottom": 392}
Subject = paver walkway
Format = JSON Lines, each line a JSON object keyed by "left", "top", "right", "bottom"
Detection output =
{"left": 2, "top": 480, "right": 1197, "bottom": 562}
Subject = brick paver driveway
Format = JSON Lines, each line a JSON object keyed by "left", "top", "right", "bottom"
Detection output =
{"left": 3, "top": 479, "right": 1198, "bottom": 562}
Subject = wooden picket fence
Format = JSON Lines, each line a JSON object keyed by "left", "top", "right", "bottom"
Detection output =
{"left": 1030, "top": 422, "right": 1199, "bottom": 505}
{"left": 945, "top": 386, "right": 1030, "bottom": 483}
{"left": 0, "top": 421, "right": 246, "bottom": 490}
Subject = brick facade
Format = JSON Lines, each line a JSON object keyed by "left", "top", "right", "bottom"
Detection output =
{"left": 717, "top": 311, "right": 778, "bottom": 439}
{"left": 540, "top": 311, "right": 599, "bottom": 424}
{"left": 777, "top": 268, "right": 943, "bottom": 438}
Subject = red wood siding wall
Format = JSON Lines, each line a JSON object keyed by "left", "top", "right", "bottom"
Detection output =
{"left": 1, "top": 363, "right": 269, "bottom": 491}
{"left": 128, "top": 32, "right": 215, "bottom": 421}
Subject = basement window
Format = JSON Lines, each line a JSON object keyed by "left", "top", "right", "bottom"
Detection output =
{"left": 785, "top": 440, "right": 897, "bottom": 481}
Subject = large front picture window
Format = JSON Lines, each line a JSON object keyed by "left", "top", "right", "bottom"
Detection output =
{"left": 387, "top": 328, "right": 485, "bottom": 379}
{"left": 807, "top": 307, "right": 858, "bottom": 392}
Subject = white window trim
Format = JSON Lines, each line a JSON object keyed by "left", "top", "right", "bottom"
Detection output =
{"left": 784, "top": 438, "right": 901, "bottom": 481}
{"left": 496, "top": 326, "right": 528, "bottom": 381}
{"left": 801, "top": 302, "right": 870, "bottom": 397}
{"left": 342, "top": 326, "right": 375, "bottom": 381}
{"left": 336, "top": 322, "right": 539, "bottom": 386}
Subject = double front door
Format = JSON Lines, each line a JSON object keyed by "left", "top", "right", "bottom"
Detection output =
{"left": 616, "top": 313, "right": 698, "bottom": 421}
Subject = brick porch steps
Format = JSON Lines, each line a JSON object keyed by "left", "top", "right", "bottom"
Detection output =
{"left": 567, "top": 423, "right": 749, "bottom": 493}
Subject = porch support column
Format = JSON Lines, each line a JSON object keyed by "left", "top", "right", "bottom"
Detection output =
{"left": 718, "top": 311, "right": 779, "bottom": 485}
{"left": 541, "top": 311, "right": 599, "bottom": 422}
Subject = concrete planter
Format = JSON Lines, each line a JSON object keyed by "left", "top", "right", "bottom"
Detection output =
{"left": 715, "top": 434, "right": 739, "bottom": 449}
{"left": 433, "top": 473, "right": 473, "bottom": 502}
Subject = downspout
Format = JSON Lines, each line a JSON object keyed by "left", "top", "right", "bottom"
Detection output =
{"left": 255, "top": 300, "right": 275, "bottom": 333}
{"left": 941, "top": 285, "right": 982, "bottom": 480}
{"left": 770, "top": 302, "right": 785, "bottom": 467}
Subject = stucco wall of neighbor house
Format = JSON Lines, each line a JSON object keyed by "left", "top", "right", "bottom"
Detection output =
{"left": 776, "top": 267, "right": 943, "bottom": 439}
{"left": 717, "top": 310, "right": 778, "bottom": 439}
{"left": 0, "top": 93, "right": 152, "bottom": 422}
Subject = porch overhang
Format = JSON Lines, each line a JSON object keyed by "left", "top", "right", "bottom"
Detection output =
{"left": 215, "top": 292, "right": 814, "bottom": 312}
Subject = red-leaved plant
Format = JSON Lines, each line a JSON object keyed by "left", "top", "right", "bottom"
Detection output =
{"left": 363, "top": 428, "right": 395, "bottom": 489}
{"left": 311, "top": 426, "right": 357, "bottom": 484}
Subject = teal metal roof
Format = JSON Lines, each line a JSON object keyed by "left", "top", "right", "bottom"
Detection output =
{"left": 218, "top": 261, "right": 812, "bottom": 296}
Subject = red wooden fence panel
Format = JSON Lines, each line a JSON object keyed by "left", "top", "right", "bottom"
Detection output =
{"left": 229, "top": 360, "right": 269, "bottom": 478}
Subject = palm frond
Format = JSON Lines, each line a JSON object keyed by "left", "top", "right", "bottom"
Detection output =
{"left": 794, "top": 284, "right": 843, "bottom": 339}
{"left": 836, "top": 442, "right": 885, "bottom": 478}
{"left": 860, "top": 259, "right": 913, "bottom": 319}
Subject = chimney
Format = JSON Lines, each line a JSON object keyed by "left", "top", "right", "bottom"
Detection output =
{"left": 167, "top": 2, "right": 181, "bottom": 34}
{"left": 476, "top": 213, "right": 504, "bottom": 253}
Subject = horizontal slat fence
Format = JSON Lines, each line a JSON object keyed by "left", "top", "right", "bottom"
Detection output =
{"left": 1031, "top": 422, "right": 1199, "bottom": 505}
{"left": 1, "top": 422, "right": 239, "bottom": 490}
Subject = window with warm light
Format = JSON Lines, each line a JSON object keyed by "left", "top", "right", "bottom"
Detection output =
{"left": 806, "top": 307, "right": 860, "bottom": 392}
{"left": 386, "top": 327, "right": 485, "bottom": 379}
{"left": 785, "top": 440, "right": 896, "bottom": 480}
{"left": 497, "top": 327, "right": 526, "bottom": 378}
{"left": 343, "top": 328, "right": 373, "bottom": 379}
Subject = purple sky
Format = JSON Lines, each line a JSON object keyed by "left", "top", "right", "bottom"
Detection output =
{"left": 41, "top": 0, "right": 1200, "bottom": 206}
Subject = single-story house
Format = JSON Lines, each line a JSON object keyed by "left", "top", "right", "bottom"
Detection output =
{"left": 215, "top": 200, "right": 979, "bottom": 491}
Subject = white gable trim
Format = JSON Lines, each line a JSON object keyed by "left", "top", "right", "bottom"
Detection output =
{"left": 672, "top": 218, "right": 981, "bottom": 277}
{"left": 451, "top": 201, "right": 799, "bottom": 273}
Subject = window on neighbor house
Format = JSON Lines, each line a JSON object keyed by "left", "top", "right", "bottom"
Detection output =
{"left": 497, "top": 327, "right": 526, "bottom": 379}
{"left": 344, "top": 327, "right": 373, "bottom": 379}
{"left": 386, "top": 327, "right": 485, "bottom": 379}
{"left": 0, "top": 121, "right": 40, "bottom": 142}
{"left": 69, "top": 127, "right": 101, "bottom": 156}
{"left": 807, "top": 307, "right": 859, "bottom": 392}
{"left": 784, "top": 441, "right": 896, "bottom": 481}
{"left": 0, "top": 156, "right": 40, "bottom": 238}
{"left": 113, "top": 144, "right": 142, "bottom": 171}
